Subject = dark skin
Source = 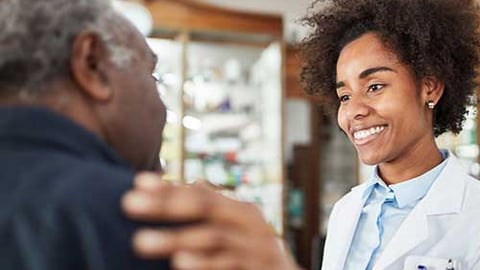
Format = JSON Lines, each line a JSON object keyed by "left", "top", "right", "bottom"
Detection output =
{"left": 121, "top": 33, "right": 444, "bottom": 270}
{"left": 6, "top": 17, "right": 167, "bottom": 172}
{"left": 335, "top": 32, "right": 444, "bottom": 184}
{"left": 122, "top": 0, "right": 479, "bottom": 268}
{"left": 64, "top": 19, "right": 296, "bottom": 269}
{"left": 122, "top": 174, "right": 300, "bottom": 270}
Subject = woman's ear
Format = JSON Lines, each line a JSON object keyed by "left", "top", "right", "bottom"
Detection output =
{"left": 421, "top": 76, "right": 445, "bottom": 107}
{"left": 70, "top": 31, "right": 113, "bottom": 102}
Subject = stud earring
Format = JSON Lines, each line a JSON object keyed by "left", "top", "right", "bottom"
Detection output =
{"left": 427, "top": 101, "right": 435, "bottom": 109}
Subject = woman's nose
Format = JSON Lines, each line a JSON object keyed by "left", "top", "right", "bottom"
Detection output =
{"left": 344, "top": 96, "right": 371, "bottom": 120}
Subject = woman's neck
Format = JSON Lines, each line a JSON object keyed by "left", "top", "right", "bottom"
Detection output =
{"left": 377, "top": 140, "right": 443, "bottom": 185}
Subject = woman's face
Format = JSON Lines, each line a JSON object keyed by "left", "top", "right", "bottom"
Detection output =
{"left": 336, "top": 32, "right": 434, "bottom": 165}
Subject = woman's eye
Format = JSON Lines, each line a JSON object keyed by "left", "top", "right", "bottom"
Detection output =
{"left": 367, "top": 84, "right": 384, "bottom": 92}
{"left": 339, "top": 94, "right": 350, "bottom": 103}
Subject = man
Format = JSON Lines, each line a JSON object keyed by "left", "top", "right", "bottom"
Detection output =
{"left": 0, "top": 0, "right": 169, "bottom": 268}
{"left": 0, "top": 0, "right": 298, "bottom": 268}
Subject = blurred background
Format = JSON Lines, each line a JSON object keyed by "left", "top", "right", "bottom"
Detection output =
{"left": 114, "top": 1, "right": 480, "bottom": 269}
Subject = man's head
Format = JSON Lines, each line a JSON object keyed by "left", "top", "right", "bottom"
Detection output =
{"left": 0, "top": 0, "right": 167, "bottom": 171}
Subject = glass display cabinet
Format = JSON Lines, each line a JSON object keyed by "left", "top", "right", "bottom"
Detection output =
{"left": 143, "top": 0, "right": 285, "bottom": 233}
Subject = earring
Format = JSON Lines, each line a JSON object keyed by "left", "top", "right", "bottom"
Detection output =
{"left": 427, "top": 101, "right": 435, "bottom": 109}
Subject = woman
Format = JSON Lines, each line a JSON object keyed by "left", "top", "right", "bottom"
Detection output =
{"left": 122, "top": 0, "right": 480, "bottom": 269}
{"left": 300, "top": 0, "right": 480, "bottom": 269}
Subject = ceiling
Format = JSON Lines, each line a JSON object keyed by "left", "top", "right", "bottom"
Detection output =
{"left": 201, "top": 0, "right": 313, "bottom": 42}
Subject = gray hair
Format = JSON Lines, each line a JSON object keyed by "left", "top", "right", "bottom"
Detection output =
{"left": 0, "top": 0, "right": 133, "bottom": 97}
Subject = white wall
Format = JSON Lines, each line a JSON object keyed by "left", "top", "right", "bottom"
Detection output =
{"left": 285, "top": 99, "right": 311, "bottom": 161}
{"left": 202, "top": 0, "right": 312, "bottom": 42}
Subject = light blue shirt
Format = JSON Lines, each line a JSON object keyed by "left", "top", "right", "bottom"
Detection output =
{"left": 343, "top": 150, "right": 449, "bottom": 270}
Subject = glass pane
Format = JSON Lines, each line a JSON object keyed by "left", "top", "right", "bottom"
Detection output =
{"left": 183, "top": 41, "right": 283, "bottom": 233}
{"left": 147, "top": 37, "right": 183, "bottom": 182}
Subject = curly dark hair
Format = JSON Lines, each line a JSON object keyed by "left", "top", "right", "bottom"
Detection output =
{"left": 299, "top": 0, "right": 480, "bottom": 136}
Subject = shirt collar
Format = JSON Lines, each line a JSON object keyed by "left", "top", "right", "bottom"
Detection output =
{"left": 362, "top": 150, "right": 449, "bottom": 208}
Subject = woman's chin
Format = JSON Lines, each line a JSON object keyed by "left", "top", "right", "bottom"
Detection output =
{"left": 358, "top": 152, "right": 383, "bottom": 166}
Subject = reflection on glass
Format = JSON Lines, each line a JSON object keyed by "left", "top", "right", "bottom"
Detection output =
{"left": 147, "top": 37, "right": 284, "bottom": 233}
{"left": 183, "top": 41, "right": 283, "bottom": 232}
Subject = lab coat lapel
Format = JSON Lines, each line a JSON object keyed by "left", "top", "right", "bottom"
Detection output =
{"left": 373, "top": 201, "right": 429, "bottom": 270}
{"left": 333, "top": 185, "right": 370, "bottom": 269}
{"left": 373, "top": 154, "right": 466, "bottom": 270}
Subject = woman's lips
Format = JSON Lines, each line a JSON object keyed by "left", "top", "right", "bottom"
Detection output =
{"left": 352, "top": 125, "right": 387, "bottom": 145}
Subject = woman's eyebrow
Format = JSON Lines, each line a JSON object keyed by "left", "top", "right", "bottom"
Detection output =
{"left": 336, "top": 66, "right": 396, "bottom": 89}
{"left": 359, "top": 66, "right": 396, "bottom": 79}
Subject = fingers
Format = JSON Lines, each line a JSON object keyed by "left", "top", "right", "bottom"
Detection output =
{"left": 172, "top": 251, "right": 242, "bottom": 270}
{"left": 122, "top": 187, "right": 210, "bottom": 223}
{"left": 133, "top": 226, "right": 274, "bottom": 270}
{"left": 123, "top": 174, "right": 271, "bottom": 232}
{"left": 133, "top": 237, "right": 243, "bottom": 270}
{"left": 133, "top": 224, "right": 237, "bottom": 258}
{"left": 123, "top": 173, "right": 213, "bottom": 222}
{"left": 122, "top": 173, "right": 302, "bottom": 270}
{"left": 133, "top": 172, "right": 170, "bottom": 192}
{"left": 131, "top": 229, "right": 173, "bottom": 259}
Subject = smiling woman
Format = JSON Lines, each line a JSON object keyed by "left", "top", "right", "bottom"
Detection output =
{"left": 120, "top": 1, "right": 480, "bottom": 270}
{"left": 335, "top": 32, "right": 440, "bottom": 175}
{"left": 298, "top": 0, "right": 480, "bottom": 269}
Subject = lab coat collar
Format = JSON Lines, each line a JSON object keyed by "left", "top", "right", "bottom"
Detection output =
{"left": 421, "top": 152, "right": 464, "bottom": 215}
{"left": 330, "top": 186, "right": 369, "bottom": 269}
{"left": 373, "top": 152, "right": 467, "bottom": 270}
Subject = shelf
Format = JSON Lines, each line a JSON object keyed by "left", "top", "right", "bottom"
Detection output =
{"left": 143, "top": 0, "right": 285, "bottom": 233}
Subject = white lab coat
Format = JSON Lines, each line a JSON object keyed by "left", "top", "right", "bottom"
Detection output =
{"left": 321, "top": 154, "right": 480, "bottom": 270}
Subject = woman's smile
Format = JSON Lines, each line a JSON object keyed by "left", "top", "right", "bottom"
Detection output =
{"left": 352, "top": 124, "right": 387, "bottom": 145}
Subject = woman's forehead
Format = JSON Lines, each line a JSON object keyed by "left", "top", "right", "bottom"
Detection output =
{"left": 336, "top": 33, "right": 401, "bottom": 76}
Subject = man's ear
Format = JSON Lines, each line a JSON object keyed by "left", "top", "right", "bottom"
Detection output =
{"left": 70, "top": 31, "right": 113, "bottom": 102}
{"left": 421, "top": 76, "right": 444, "bottom": 106}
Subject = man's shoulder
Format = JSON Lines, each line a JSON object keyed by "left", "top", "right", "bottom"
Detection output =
{"left": 0, "top": 153, "right": 170, "bottom": 269}
{"left": 29, "top": 148, "right": 134, "bottom": 190}
{"left": 47, "top": 158, "right": 136, "bottom": 213}
{"left": 53, "top": 158, "right": 135, "bottom": 194}
{"left": 0, "top": 150, "right": 136, "bottom": 217}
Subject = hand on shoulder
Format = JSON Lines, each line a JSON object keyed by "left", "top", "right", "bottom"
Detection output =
{"left": 122, "top": 172, "right": 300, "bottom": 270}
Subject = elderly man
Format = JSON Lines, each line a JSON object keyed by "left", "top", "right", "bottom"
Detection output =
{"left": 0, "top": 0, "right": 298, "bottom": 269}
{"left": 0, "top": 0, "right": 169, "bottom": 268}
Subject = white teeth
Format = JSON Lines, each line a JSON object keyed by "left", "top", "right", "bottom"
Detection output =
{"left": 353, "top": 126, "right": 385, "bottom": 140}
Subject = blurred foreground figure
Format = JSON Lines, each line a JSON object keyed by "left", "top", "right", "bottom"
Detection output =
{"left": 0, "top": 0, "right": 170, "bottom": 269}
{"left": 123, "top": 0, "right": 480, "bottom": 269}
